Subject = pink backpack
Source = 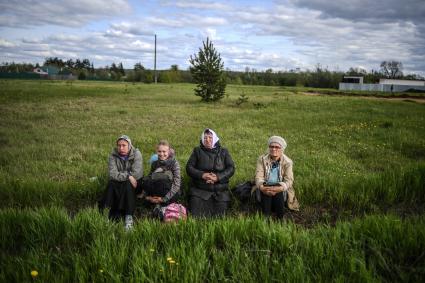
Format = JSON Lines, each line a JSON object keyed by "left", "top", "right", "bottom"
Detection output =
{"left": 162, "top": 203, "right": 187, "bottom": 222}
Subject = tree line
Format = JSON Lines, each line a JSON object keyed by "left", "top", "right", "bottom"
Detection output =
{"left": 1, "top": 58, "right": 423, "bottom": 89}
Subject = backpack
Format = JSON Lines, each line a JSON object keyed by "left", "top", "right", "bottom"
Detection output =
{"left": 233, "top": 181, "right": 256, "bottom": 202}
{"left": 154, "top": 203, "right": 187, "bottom": 222}
{"left": 151, "top": 168, "right": 173, "bottom": 182}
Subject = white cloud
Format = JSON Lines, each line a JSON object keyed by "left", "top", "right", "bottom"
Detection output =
{"left": 213, "top": 44, "right": 304, "bottom": 71}
{"left": 131, "top": 40, "right": 150, "bottom": 48}
{"left": 200, "top": 28, "right": 219, "bottom": 40}
{"left": 145, "top": 14, "right": 227, "bottom": 29}
{"left": 160, "top": 0, "right": 229, "bottom": 10}
{"left": 106, "top": 22, "right": 154, "bottom": 37}
{"left": 0, "top": 38, "right": 16, "bottom": 48}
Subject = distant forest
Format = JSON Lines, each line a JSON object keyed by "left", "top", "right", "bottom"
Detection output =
{"left": 1, "top": 57, "right": 423, "bottom": 89}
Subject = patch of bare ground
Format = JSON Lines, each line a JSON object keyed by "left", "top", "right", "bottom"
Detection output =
{"left": 230, "top": 200, "right": 425, "bottom": 228}
{"left": 283, "top": 204, "right": 425, "bottom": 228}
{"left": 301, "top": 92, "right": 425, "bottom": 104}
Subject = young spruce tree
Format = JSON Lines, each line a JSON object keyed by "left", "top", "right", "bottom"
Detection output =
{"left": 189, "top": 38, "right": 226, "bottom": 102}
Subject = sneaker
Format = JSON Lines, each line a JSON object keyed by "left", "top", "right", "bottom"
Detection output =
{"left": 124, "top": 215, "right": 133, "bottom": 231}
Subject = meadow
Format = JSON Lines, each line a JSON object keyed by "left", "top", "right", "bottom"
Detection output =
{"left": 0, "top": 79, "right": 424, "bottom": 282}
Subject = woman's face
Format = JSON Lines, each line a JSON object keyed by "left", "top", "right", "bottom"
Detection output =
{"left": 203, "top": 133, "right": 213, "bottom": 149}
{"left": 268, "top": 142, "right": 282, "bottom": 159}
{"left": 157, "top": 145, "right": 170, "bottom": 160}
{"left": 117, "top": 139, "right": 130, "bottom": 156}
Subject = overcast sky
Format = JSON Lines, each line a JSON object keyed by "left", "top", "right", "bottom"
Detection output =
{"left": 1, "top": 0, "right": 424, "bottom": 74}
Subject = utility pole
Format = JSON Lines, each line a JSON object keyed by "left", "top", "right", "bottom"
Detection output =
{"left": 154, "top": 34, "right": 157, "bottom": 84}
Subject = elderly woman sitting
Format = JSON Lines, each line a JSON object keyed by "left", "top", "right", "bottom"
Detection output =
{"left": 255, "top": 136, "right": 299, "bottom": 218}
{"left": 186, "top": 128, "right": 235, "bottom": 217}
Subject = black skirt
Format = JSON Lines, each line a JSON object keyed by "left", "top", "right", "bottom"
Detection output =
{"left": 189, "top": 186, "right": 230, "bottom": 217}
{"left": 100, "top": 180, "right": 137, "bottom": 219}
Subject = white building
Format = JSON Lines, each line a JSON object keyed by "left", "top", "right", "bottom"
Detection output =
{"left": 379, "top": 79, "right": 425, "bottom": 86}
{"left": 339, "top": 76, "right": 425, "bottom": 92}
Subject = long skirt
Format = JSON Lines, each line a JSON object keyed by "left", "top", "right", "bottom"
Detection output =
{"left": 189, "top": 187, "right": 230, "bottom": 218}
{"left": 100, "top": 180, "right": 137, "bottom": 220}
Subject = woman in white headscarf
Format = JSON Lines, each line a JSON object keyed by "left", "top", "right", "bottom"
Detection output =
{"left": 186, "top": 128, "right": 235, "bottom": 217}
{"left": 255, "top": 136, "right": 299, "bottom": 218}
{"left": 100, "top": 135, "right": 143, "bottom": 230}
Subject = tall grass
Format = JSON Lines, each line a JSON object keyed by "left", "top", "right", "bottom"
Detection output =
{"left": 0, "top": 207, "right": 424, "bottom": 282}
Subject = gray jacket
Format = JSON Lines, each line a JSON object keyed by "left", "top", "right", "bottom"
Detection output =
{"left": 108, "top": 147, "right": 143, "bottom": 181}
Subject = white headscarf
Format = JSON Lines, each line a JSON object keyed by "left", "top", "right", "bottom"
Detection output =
{"left": 201, "top": 128, "right": 219, "bottom": 148}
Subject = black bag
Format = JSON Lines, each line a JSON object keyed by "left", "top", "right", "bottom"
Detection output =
{"left": 151, "top": 168, "right": 173, "bottom": 182}
{"left": 141, "top": 174, "right": 172, "bottom": 197}
{"left": 233, "top": 181, "right": 254, "bottom": 201}
{"left": 255, "top": 187, "right": 261, "bottom": 203}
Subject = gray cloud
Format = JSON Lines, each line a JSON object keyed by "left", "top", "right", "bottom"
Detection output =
{"left": 0, "top": 0, "right": 131, "bottom": 28}
{"left": 227, "top": 2, "right": 425, "bottom": 74}
{"left": 282, "top": 0, "right": 425, "bottom": 73}
{"left": 288, "top": 0, "right": 425, "bottom": 24}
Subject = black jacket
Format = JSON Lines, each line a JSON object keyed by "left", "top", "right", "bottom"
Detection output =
{"left": 186, "top": 142, "right": 235, "bottom": 200}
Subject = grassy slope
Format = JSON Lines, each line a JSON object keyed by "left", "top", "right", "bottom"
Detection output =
{"left": 1, "top": 80, "right": 425, "bottom": 281}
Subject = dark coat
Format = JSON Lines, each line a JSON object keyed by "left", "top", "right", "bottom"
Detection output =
{"left": 186, "top": 142, "right": 235, "bottom": 201}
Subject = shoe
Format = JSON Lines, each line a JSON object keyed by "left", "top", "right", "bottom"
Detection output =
{"left": 152, "top": 204, "right": 164, "bottom": 220}
{"left": 124, "top": 215, "right": 133, "bottom": 231}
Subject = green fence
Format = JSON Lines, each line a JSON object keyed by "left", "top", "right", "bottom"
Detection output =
{"left": 0, "top": 72, "right": 43, "bottom": 79}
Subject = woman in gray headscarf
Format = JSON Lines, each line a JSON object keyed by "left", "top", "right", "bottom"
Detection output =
{"left": 255, "top": 136, "right": 299, "bottom": 218}
{"left": 186, "top": 128, "right": 235, "bottom": 217}
{"left": 100, "top": 135, "right": 143, "bottom": 230}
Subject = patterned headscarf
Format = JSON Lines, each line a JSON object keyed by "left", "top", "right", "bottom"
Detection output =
{"left": 116, "top": 134, "right": 132, "bottom": 150}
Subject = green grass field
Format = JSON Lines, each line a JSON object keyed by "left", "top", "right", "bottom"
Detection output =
{"left": 1, "top": 80, "right": 424, "bottom": 282}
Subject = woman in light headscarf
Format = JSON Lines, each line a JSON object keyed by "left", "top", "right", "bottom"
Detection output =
{"left": 186, "top": 128, "right": 235, "bottom": 217}
{"left": 255, "top": 136, "right": 299, "bottom": 218}
{"left": 100, "top": 135, "right": 143, "bottom": 230}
